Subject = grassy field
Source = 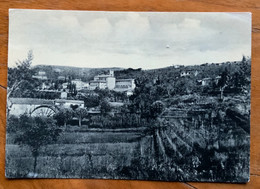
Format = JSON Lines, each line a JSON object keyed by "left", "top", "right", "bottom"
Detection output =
{"left": 6, "top": 130, "right": 153, "bottom": 179}
{"left": 5, "top": 95, "right": 250, "bottom": 181}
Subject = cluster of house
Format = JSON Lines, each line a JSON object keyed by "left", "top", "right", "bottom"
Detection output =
{"left": 180, "top": 69, "right": 221, "bottom": 86}
{"left": 62, "top": 79, "right": 89, "bottom": 91}
{"left": 33, "top": 70, "right": 136, "bottom": 97}
{"left": 10, "top": 67, "right": 226, "bottom": 117}
{"left": 89, "top": 70, "right": 135, "bottom": 95}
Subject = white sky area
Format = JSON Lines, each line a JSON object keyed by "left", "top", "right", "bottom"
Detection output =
{"left": 8, "top": 10, "right": 251, "bottom": 69}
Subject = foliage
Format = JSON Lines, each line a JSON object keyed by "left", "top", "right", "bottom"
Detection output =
{"left": 7, "top": 50, "right": 39, "bottom": 98}
{"left": 6, "top": 115, "right": 20, "bottom": 133}
{"left": 89, "top": 113, "right": 157, "bottom": 128}
{"left": 100, "top": 100, "right": 112, "bottom": 114}
{"left": 84, "top": 95, "right": 100, "bottom": 107}
{"left": 67, "top": 77, "right": 77, "bottom": 96}
{"left": 7, "top": 51, "right": 42, "bottom": 117}
{"left": 16, "top": 114, "right": 60, "bottom": 150}
{"left": 6, "top": 54, "right": 251, "bottom": 180}
{"left": 150, "top": 101, "right": 165, "bottom": 118}
{"left": 8, "top": 50, "right": 33, "bottom": 89}
{"left": 54, "top": 108, "right": 74, "bottom": 127}
{"left": 114, "top": 68, "right": 142, "bottom": 79}
{"left": 74, "top": 107, "right": 88, "bottom": 127}
{"left": 15, "top": 114, "right": 61, "bottom": 173}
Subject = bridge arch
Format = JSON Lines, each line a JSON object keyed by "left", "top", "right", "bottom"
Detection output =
{"left": 30, "top": 105, "right": 58, "bottom": 117}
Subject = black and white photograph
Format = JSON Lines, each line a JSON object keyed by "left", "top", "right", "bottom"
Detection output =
{"left": 5, "top": 10, "right": 251, "bottom": 182}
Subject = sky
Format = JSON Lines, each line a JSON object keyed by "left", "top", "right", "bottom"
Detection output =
{"left": 8, "top": 10, "right": 251, "bottom": 69}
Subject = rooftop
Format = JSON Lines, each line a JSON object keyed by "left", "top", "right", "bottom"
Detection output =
{"left": 55, "top": 99, "right": 84, "bottom": 104}
{"left": 116, "top": 79, "right": 134, "bottom": 82}
{"left": 10, "top": 98, "right": 54, "bottom": 105}
{"left": 95, "top": 74, "right": 114, "bottom": 78}
{"left": 90, "top": 80, "right": 106, "bottom": 83}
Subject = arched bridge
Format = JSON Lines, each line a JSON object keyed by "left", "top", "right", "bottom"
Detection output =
{"left": 30, "top": 105, "right": 59, "bottom": 117}
{"left": 9, "top": 98, "right": 84, "bottom": 117}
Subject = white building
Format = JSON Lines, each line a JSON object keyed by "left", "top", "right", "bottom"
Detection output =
{"left": 71, "top": 79, "right": 89, "bottom": 90}
{"left": 32, "top": 71, "right": 48, "bottom": 80}
{"left": 200, "top": 78, "right": 211, "bottom": 86}
{"left": 89, "top": 70, "right": 116, "bottom": 90}
{"left": 94, "top": 70, "right": 114, "bottom": 80}
{"left": 54, "top": 68, "right": 62, "bottom": 73}
{"left": 62, "top": 83, "right": 68, "bottom": 89}
{"left": 41, "top": 82, "right": 52, "bottom": 90}
{"left": 180, "top": 70, "right": 198, "bottom": 77}
{"left": 60, "top": 91, "right": 68, "bottom": 99}
{"left": 54, "top": 99, "right": 84, "bottom": 108}
{"left": 114, "top": 79, "right": 136, "bottom": 92}
{"left": 88, "top": 70, "right": 135, "bottom": 95}
{"left": 89, "top": 80, "right": 107, "bottom": 90}
{"left": 62, "top": 80, "right": 89, "bottom": 91}
{"left": 58, "top": 76, "right": 66, "bottom": 81}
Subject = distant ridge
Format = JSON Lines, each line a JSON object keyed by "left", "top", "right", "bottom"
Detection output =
{"left": 33, "top": 64, "right": 124, "bottom": 70}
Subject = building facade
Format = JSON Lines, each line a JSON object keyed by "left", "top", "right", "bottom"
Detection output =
{"left": 89, "top": 70, "right": 116, "bottom": 90}
{"left": 54, "top": 99, "right": 84, "bottom": 109}
{"left": 89, "top": 70, "right": 135, "bottom": 94}
{"left": 71, "top": 79, "right": 89, "bottom": 90}
{"left": 114, "top": 79, "right": 136, "bottom": 91}
{"left": 32, "top": 71, "right": 48, "bottom": 80}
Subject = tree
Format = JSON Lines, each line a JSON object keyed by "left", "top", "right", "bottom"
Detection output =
{"left": 231, "top": 71, "right": 244, "bottom": 93}
{"left": 238, "top": 56, "right": 251, "bottom": 93}
{"left": 15, "top": 114, "right": 61, "bottom": 174}
{"left": 240, "top": 56, "right": 251, "bottom": 77}
{"left": 217, "top": 68, "right": 230, "bottom": 100}
{"left": 150, "top": 101, "right": 165, "bottom": 118}
{"left": 74, "top": 107, "right": 88, "bottom": 127}
{"left": 84, "top": 95, "right": 100, "bottom": 107}
{"left": 7, "top": 50, "right": 34, "bottom": 99}
{"left": 7, "top": 50, "right": 37, "bottom": 117}
{"left": 100, "top": 100, "right": 111, "bottom": 114}
{"left": 6, "top": 115, "right": 20, "bottom": 133}
{"left": 67, "top": 78, "right": 77, "bottom": 96}
{"left": 54, "top": 108, "right": 73, "bottom": 127}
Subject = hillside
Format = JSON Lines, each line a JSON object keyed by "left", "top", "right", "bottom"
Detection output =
{"left": 33, "top": 65, "right": 124, "bottom": 82}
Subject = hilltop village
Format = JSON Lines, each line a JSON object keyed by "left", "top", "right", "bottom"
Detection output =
{"left": 33, "top": 69, "right": 135, "bottom": 98}
{"left": 8, "top": 56, "right": 251, "bottom": 119}
{"left": 7, "top": 56, "right": 251, "bottom": 181}
{"left": 8, "top": 68, "right": 136, "bottom": 116}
